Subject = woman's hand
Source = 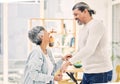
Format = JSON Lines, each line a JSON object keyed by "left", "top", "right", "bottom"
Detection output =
{"left": 62, "top": 54, "right": 72, "bottom": 61}
{"left": 54, "top": 73, "right": 63, "bottom": 81}
{"left": 60, "top": 61, "right": 72, "bottom": 73}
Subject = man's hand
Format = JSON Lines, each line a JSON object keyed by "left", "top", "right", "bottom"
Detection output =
{"left": 54, "top": 73, "right": 63, "bottom": 81}
{"left": 62, "top": 54, "right": 72, "bottom": 61}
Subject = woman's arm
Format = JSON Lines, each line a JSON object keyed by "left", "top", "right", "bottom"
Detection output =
{"left": 26, "top": 50, "right": 54, "bottom": 83}
{"left": 47, "top": 48, "right": 72, "bottom": 75}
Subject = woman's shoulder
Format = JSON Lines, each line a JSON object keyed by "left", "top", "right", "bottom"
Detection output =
{"left": 26, "top": 47, "right": 44, "bottom": 65}
{"left": 29, "top": 46, "right": 43, "bottom": 58}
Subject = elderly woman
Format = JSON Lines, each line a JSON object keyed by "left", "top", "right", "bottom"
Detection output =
{"left": 23, "top": 26, "right": 71, "bottom": 84}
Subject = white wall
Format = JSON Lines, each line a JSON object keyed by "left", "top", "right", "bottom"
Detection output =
{"left": 7, "top": 3, "right": 40, "bottom": 59}
{"left": 112, "top": 3, "right": 120, "bottom": 81}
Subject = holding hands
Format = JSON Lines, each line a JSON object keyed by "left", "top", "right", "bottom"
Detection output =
{"left": 60, "top": 61, "right": 72, "bottom": 73}
{"left": 61, "top": 54, "right": 73, "bottom": 73}
{"left": 54, "top": 54, "right": 72, "bottom": 81}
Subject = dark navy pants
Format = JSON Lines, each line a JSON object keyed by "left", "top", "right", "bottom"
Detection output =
{"left": 81, "top": 70, "right": 113, "bottom": 84}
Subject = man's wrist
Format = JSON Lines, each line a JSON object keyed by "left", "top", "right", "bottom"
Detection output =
{"left": 61, "top": 57, "right": 65, "bottom": 61}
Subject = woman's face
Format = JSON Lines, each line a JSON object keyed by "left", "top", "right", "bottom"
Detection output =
{"left": 42, "top": 30, "right": 50, "bottom": 44}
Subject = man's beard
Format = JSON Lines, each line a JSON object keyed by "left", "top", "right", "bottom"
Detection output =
{"left": 77, "top": 20, "right": 82, "bottom": 25}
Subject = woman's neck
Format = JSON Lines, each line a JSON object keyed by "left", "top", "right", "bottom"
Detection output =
{"left": 40, "top": 44, "right": 47, "bottom": 54}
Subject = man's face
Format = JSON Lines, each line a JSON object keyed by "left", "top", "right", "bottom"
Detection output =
{"left": 73, "top": 8, "right": 85, "bottom": 25}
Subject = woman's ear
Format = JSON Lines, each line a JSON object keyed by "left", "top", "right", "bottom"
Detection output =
{"left": 39, "top": 35, "right": 43, "bottom": 40}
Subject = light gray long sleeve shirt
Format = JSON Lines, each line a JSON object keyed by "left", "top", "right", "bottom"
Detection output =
{"left": 23, "top": 46, "right": 63, "bottom": 84}
{"left": 70, "top": 19, "right": 113, "bottom": 73}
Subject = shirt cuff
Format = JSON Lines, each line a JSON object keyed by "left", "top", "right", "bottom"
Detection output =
{"left": 45, "top": 75, "right": 54, "bottom": 83}
{"left": 69, "top": 58, "right": 76, "bottom": 64}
